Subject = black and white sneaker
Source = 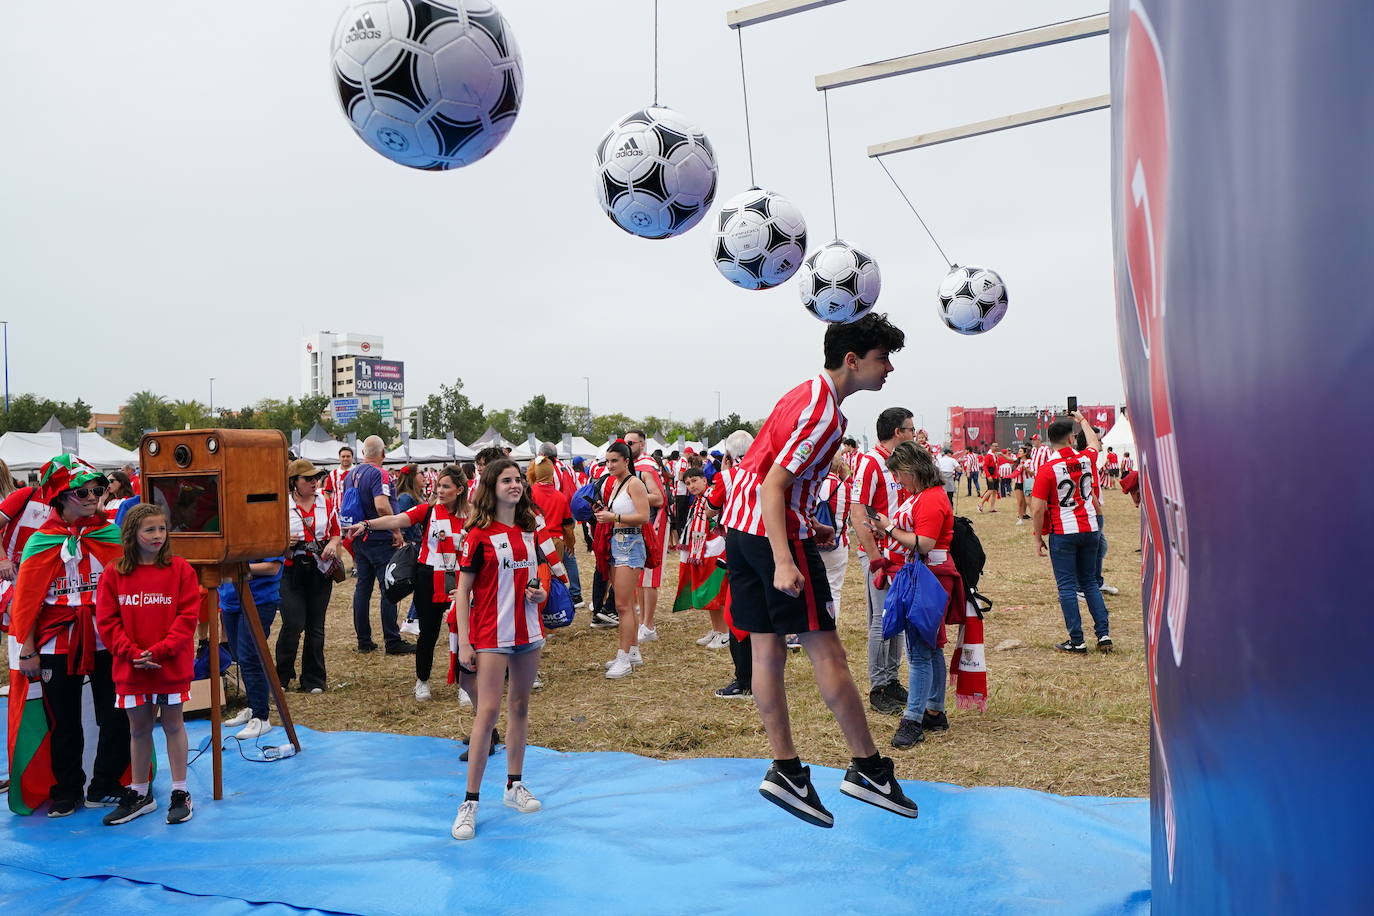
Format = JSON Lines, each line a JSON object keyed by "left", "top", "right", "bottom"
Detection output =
{"left": 759, "top": 764, "right": 833, "bottom": 828}
{"left": 1097, "top": 636, "right": 1114, "bottom": 653}
{"left": 840, "top": 758, "right": 918, "bottom": 818}
{"left": 589, "top": 610, "right": 619, "bottom": 629}
{"left": 920, "top": 710, "right": 949, "bottom": 732}
{"left": 47, "top": 798, "right": 79, "bottom": 818}
{"left": 713, "top": 679, "right": 752, "bottom": 700}
{"left": 167, "top": 790, "right": 194, "bottom": 824}
{"left": 1055, "top": 640, "right": 1088, "bottom": 654}
{"left": 85, "top": 787, "right": 125, "bottom": 808}
{"left": 102, "top": 788, "right": 157, "bottom": 826}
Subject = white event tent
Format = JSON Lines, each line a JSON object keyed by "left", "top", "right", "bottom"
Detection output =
{"left": 0, "top": 430, "right": 139, "bottom": 472}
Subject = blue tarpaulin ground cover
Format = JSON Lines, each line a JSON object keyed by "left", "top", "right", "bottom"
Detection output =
{"left": 1, "top": 704, "right": 1149, "bottom": 914}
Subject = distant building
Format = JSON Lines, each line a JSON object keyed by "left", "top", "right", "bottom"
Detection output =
{"left": 87, "top": 412, "right": 124, "bottom": 440}
{"left": 300, "top": 331, "right": 404, "bottom": 423}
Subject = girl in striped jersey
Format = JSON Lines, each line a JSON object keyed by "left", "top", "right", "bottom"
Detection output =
{"left": 449, "top": 459, "right": 555, "bottom": 841}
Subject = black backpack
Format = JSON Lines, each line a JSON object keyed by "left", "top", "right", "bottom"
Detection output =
{"left": 949, "top": 515, "right": 987, "bottom": 593}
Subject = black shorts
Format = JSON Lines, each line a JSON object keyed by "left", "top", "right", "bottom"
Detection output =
{"left": 1107, "top": 468, "right": 1120, "bottom": 478}
{"left": 724, "top": 528, "right": 834, "bottom": 635}
{"left": 1013, "top": 482, "right": 1024, "bottom": 491}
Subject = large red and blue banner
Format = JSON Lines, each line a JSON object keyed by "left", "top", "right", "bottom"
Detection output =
{"left": 1112, "top": 1, "right": 1372, "bottom": 909}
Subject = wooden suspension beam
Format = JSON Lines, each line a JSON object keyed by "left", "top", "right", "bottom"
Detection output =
{"left": 815, "top": 13, "right": 1108, "bottom": 90}
{"left": 726, "top": 0, "right": 847, "bottom": 29}
{"left": 867, "top": 94, "right": 1111, "bottom": 157}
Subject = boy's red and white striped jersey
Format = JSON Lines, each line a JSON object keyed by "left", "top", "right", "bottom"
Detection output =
{"left": 1031, "top": 448, "right": 1102, "bottom": 534}
{"left": 722, "top": 373, "right": 846, "bottom": 538}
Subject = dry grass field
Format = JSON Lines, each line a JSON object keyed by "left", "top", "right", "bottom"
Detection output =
{"left": 252, "top": 486, "right": 1148, "bottom": 798}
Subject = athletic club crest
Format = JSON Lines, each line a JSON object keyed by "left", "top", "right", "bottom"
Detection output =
{"left": 966, "top": 427, "right": 979, "bottom": 440}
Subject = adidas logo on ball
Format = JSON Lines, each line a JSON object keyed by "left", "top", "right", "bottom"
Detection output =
{"left": 614, "top": 138, "right": 644, "bottom": 158}
{"left": 345, "top": 12, "right": 382, "bottom": 43}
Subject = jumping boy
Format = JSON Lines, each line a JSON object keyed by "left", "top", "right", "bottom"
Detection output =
{"left": 720, "top": 313, "right": 919, "bottom": 827}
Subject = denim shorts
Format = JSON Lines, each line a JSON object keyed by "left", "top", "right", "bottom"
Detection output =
{"left": 476, "top": 638, "right": 546, "bottom": 656}
{"left": 610, "top": 529, "right": 646, "bottom": 568}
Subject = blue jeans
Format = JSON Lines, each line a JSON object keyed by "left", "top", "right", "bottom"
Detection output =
{"left": 353, "top": 537, "right": 402, "bottom": 649}
{"left": 904, "top": 635, "right": 946, "bottom": 720}
{"left": 565, "top": 551, "right": 582, "bottom": 602}
{"left": 1095, "top": 515, "right": 1108, "bottom": 587}
{"left": 967, "top": 472, "right": 981, "bottom": 496}
{"left": 224, "top": 601, "right": 279, "bottom": 720}
{"left": 1049, "top": 532, "right": 1110, "bottom": 643}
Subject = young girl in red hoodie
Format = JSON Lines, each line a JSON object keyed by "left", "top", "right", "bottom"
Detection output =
{"left": 95, "top": 503, "right": 201, "bottom": 825}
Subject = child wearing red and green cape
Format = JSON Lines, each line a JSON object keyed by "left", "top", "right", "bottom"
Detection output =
{"left": 8, "top": 454, "right": 130, "bottom": 817}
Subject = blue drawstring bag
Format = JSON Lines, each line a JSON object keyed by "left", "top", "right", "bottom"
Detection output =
{"left": 881, "top": 561, "right": 949, "bottom": 648}
{"left": 570, "top": 479, "right": 600, "bottom": 523}
{"left": 541, "top": 576, "right": 576, "bottom": 629}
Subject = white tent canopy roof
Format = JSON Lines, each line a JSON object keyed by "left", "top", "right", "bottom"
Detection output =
{"left": 296, "top": 437, "right": 350, "bottom": 466}
{"left": 0, "top": 431, "right": 139, "bottom": 472}
{"left": 385, "top": 438, "right": 476, "bottom": 464}
{"left": 1099, "top": 416, "right": 1135, "bottom": 460}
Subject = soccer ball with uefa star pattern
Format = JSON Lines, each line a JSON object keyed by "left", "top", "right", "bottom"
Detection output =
{"left": 331, "top": 0, "right": 523, "bottom": 170}
{"left": 798, "top": 239, "right": 881, "bottom": 323}
{"left": 712, "top": 187, "right": 807, "bottom": 290}
{"left": 937, "top": 264, "right": 1009, "bottom": 334}
{"left": 595, "top": 106, "right": 719, "bottom": 239}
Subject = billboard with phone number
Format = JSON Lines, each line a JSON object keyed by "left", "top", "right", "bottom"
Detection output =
{"left": 354, "top": 358, "right": 404, "bottom": 395}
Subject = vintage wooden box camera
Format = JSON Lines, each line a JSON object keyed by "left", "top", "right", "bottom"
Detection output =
{"left": 139, "top": 429, "right": 289, "bottom": 564}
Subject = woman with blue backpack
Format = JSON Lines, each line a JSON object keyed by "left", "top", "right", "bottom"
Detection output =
{"left": 870, "top": 442, "right": 963, "bottom": 750}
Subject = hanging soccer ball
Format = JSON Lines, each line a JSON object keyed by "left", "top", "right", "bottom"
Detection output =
{"left": 798, "top": 240, "right": 881, "bottom": 323}
{"left": 712, "top": 188, "right": 807, "bottom": 290}
{"left": 594, "top": 106, "right": 718, "bottom": 239}
{"left": 937, "top": 264, "right": 1009, "bottom": 334}
{"left": 331, "top": 0, "right": 523, "bottom": 170}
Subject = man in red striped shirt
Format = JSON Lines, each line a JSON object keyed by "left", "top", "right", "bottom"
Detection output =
{"left": 723, "top": 313, "right": 918, "bottom": 828}
{"left": 850, "top": 406, "right": 915, "bottom": 715}
{"left": 1031, "top": 415, "right": 1111, "bottom": 654}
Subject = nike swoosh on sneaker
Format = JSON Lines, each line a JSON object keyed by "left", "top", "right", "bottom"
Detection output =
{"left": 861, "top": 774, "right": 894, "bottom": 796}
{"left": 779, "top": 773, "right": 812, "bottom": 799}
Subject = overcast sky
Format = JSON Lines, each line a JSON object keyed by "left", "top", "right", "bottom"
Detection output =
{"left": 2, "top": 0, "right": 1119, "bottom": 443}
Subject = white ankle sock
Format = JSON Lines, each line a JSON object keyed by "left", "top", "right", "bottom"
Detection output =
{"left": 132, "top": 782, "right": 149, "bottom": 795}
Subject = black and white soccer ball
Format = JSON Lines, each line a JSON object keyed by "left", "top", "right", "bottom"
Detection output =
{"left": 937, "top": 264, "right": 1009, "bottom": 334}
{"left": 595, "top": 106, "right": 718, "bottom": 239}
{"left": 798, "top": 240, "right": 881, "bottom": 323}
{"left": 331, "top": 0, "right": 523, "bottom": 170}
{"left": 712, "top": 187, "right": 807, "bottom": 290}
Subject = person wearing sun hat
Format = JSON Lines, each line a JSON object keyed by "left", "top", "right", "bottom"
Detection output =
{"left": 9, "top": 454, "right": 131, "bottom": 817}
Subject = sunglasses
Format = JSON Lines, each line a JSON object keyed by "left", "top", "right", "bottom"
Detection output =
{"left": 69, "top": 485, "right": 107, "bottom": 499}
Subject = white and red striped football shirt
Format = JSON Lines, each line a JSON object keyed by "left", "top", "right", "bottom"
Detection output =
{"left": 816, "top": 472, "right": 851, "bottom": 549}
{"left": 458, "top": 521, "right": 547, "bottom": 649}
{"left": 1119, "top": 454, "right": 1134, "bottom": 474}
{"left": 1027, "top": 444, "right": 1053, "bottom": 477}
{"left": 403, "top": 502, "right": 466, "bottom": 570}
{"left": 1, "top": 486, "right": 52, "bottom": 565}
{"left": 722, "top": 373, "right": 846, "bottom": 538}
{"left": 851, "top": 444, "right": 905, "bottom": 556}
{"left": 1031, "top": 448, "right": 1101, "bottom": 534}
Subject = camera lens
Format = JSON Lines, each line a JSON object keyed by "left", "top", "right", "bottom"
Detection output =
{"left": 173, "top": 444, "right": 193, "bottom": 468}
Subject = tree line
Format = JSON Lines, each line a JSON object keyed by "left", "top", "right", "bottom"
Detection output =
{"left": 1, "top": 382, "right": 759, "bottom": 450}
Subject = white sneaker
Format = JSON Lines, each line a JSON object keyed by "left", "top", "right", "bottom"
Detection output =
{"left": 503, "top": 781, "right": 542, "bottom": 813}
{"left": 451, "top": 800, "right": 478, "bottom": 840}
{"left": 1015, "top": 517, "right": 1025, "bottom": 526}
{"left": 605, "top": 651, "right": 634, "bottom": 679}
{"left": 223, "top": 708, "right": 253, "bottom": 728}
{"left": 1101, "top": 584, "right": 1120, "bottom": 596}
{"left": 236, "top": 717, "right": 272, "bottom": 740}
{"left": 603, "top": 645, "right": 643, "bottom": 669}
{"left": 531, "top": 676, "right": 544, "bottom": 690}
{"left": 457, "top": 688, "right": 473, "bottom": 708}
{"left": 696, "top": 630, "right": 719, "bottom": 646}
{"left": 705, "top": 632, "right": 730, "bottom": 650}
{"left": 414, "top": 679, "right": 432, "bottom": 701}
{"left": 574, "top": 600, "right": 586, "bottom": 609}
{"left": 638, "top": 625, "right": 658, "bottom": 642}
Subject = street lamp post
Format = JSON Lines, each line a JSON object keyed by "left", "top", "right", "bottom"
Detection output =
{"left": 209, "top": 378, "right": 215, "bottom": 420}
{"left": 714, "top": 390, "right": 722, "bottom": 444}
{"left": 583, "top": 376, "right": 591, "bottom": 435}
{"left": 2, "top": 320, "right": 9, "bottom": 414}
